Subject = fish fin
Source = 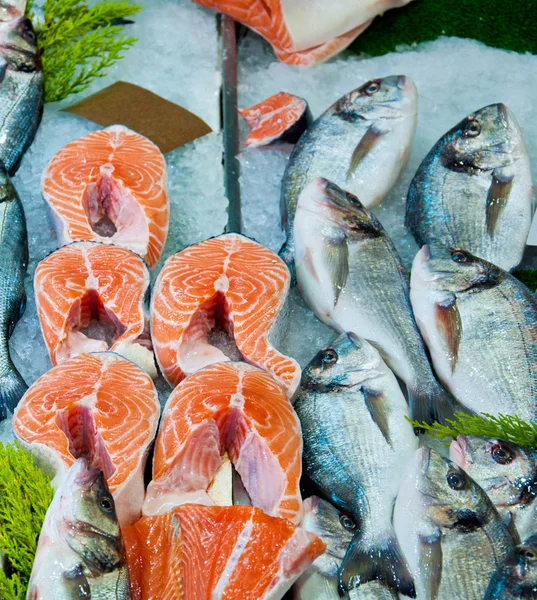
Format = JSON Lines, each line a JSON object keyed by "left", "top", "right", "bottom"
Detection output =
{"left": 278, "top": 239, "right": 297, "bottom": 287}
{"left": 338, "top": 533, "right": 416, "bottom": 597}
{"left": 322, "top": 236, "right": 348, "bottom": 307}
{"left": 362, "top": 387, "right": 392, "bottom": 447}
{"left": 435, "top": 297, "right": 462, "bottom": 375}
{"left": 346, "top": 125, "right": 388, "bottom": 183}
{"left": 408, "top": 383, "right": 466, "bottom": 425}
{"left": 417, "top": 533, "right": 442, "bottom": 600}
{"left": 0, "top": 365, "right": 27, "bottom": 420}
{"left": 63, "top": 564, "right": 91, "bottom": 598}
{"left": 486, "top": 171, "right": 514, "bottom": 237}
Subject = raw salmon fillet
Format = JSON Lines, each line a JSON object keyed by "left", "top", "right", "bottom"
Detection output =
{"left": 12, "top": 352, "right": 160, "bottom": 526}
{"left": 143, "top": 362, "right": 303, "bottom": 524}
{"left": 123, "top": 504, "right": 326, "bottom": 600}
{"left": 34, "top": 241, "right": 155, "bottom": 376}
{"left": 151, "top": 233, "right": 301, "bottom": 398}
{"left": 42, "top": 125, "right": 168, "bottom": 267}
{"left": 239, "top": 92, "right": 311, "bottom": 148}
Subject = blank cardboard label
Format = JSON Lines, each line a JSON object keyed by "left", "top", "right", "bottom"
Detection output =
{"left": 64, "top": 81, "right": 212, "bottom": 154}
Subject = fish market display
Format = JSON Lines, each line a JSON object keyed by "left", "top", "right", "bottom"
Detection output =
{"left": 13, "top": 352, "right": 160, "bottom": 525}
{"left": 0, "top": 14, "right": 43, "bottom": 174}
{"left": 123, "top": 504, "right": 325, "bottom": 599}
{"left": 0, "top": 164, "right": 27, "bottom": 420}
{"left": 143, "top": 361, "right": 303, "bottom": 524}
{"left": 294, "top": 496, "right": 397, "bottom": 599}
{"left": 294, "top": 178, "right": 456, "bottom": 422}
{"left": 27, "top": 457, "right": 131, "bottom": 599}
{"left": 295, "top": 332, "right": 417, "bottom": 595}
{"left": 239, "top": 92, "right": 311, "bottom": 148}
{"left": 42, "top": 125, "right": 169, "bottom": 268}
{"left": 192, "top": 0, "right": 415, "bottom": 66}
{"left": 281, "top": 74, "right": 417, "bottom": 268}
{"left": 450, "top": 436, "right": 537, "bottom": 541}
{"left": 410, "top": 245, "right": 537, "bottom": 421}
{"left": 486, "top": 535, "right": 537, "bottom": 599}
{"left": 406, "top": 104, "right": 534, "bottom": 272}
{"left": 394, "top": 447, "right": 517, "bottom": 600}
{"left": 34, "top": 241, "right": 156, "bottom": 376}
{"left": 151, "top": 233, "right": 301, "bottom": 398}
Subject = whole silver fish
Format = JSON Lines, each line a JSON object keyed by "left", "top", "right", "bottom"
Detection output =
{"left": 0, "top": 164, "right": 27, "bottom": 420}
{"left": 294, "top": 177, "right": 458, "bottom": 422}
{"left": 450, "top": 436, "right": 537, "bottom": 542}
{"left": 410, "top": 244, "right": 537, "bottom": 421}
{"left": 26, "top": 458, "right": 132, "bottom": 599}
{"left": 406, "top": 104, "right": 534, "bottom": 272}
{"left": 486, "top": 534, "right": 537, "bottom": 599}
{"left": 294, "top": 332, "right": 418, "bottom": 596}
{"left": 294, "top": 496, "right": 397, "bottom": 600}
{"left": 280, "top": 74, "right": 417, "bottom": 271}
{"left": 394, "top": 447, "right": 517, "bottom": 600}
{"left": 0, "top": 14, "right": 43, "bottom": 174}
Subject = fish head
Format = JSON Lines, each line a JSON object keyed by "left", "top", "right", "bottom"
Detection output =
{"left": 334, "top": 75, "right": 417, "bottom": 121}
{"left": 493, "top": 535, "right": 537, "bottom": 593}
{"left": 301, "top": 332, "right": 382, "bottom": 392}
{"left": 61, "top": 458, "right": 125, "bottom": 575}
{"left": 0, "top": 16, "right": 40, "bottom": 72}
{"left": 0, "top": 0, "right": 25, "bottom": 21}
{"left": 412, "top": 244, "right": 501, "bottom": 296}
{"left": 450, "top": 435, "right": 537, "bottom": 509}
{"left": 440, "top": 103, "right": 525, "bottom": 172}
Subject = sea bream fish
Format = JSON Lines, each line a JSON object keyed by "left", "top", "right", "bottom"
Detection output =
{"left": 26, "top": 458, "right": 131, "bottom": 599}
{"left": 450, "top": 436, "right": 537, "bottom": 542}
{"left": 294, "top": 332, "right": 418, "bottom": 596}
{"left": 394, "top": 447, "right": 517, "bottom": 600}
{"left": 406, "top": 104, "right": 534, "bottom": 272}
{"left": 410, "top": 245, "right": 537, "bottom": 421}
{"left": 486, "top": 535, "right": 537, "bottom": 599}
{"left": 0, "top": 164, "right": 27, "bottom": 420}
{"left": 0, "top": 14, "right": 43, "bottom": 174}
{"left": 280, "top": 75, "right": 417, "bottom": 270}
{"left": 294, "top": 178, "right": 457, "bottom": 422}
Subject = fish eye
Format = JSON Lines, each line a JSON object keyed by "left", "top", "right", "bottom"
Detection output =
{"left": 320, "top": 348, "right": 338, "bottom": 365}
{"left": 99, "top": 495, "right": 114, "bottom": 514}
{"left": 451, "top": 250, "right": 468, "bottom": 263}
{"left": 491, "top": 444, "right": 514, "bottom": 465}
{"left": 524, "top": 549, "right": 537, "bottom": 560}
{"left": 363, "top": 81, "right": 380, "bottom": 96}
{"left": 23, "top": 29, "right": 36, "bottom": 44}
{"left": 339, "top": 514, "right": 356, "bottom": 531}
{"left": 463, "top": 120, "right": 481, "bottom": 138}
{"left": 346, "top": 193, "right": 360, "bottom": 206}
{"left": 447, "top": 468, "right": 466, "bottom": 490}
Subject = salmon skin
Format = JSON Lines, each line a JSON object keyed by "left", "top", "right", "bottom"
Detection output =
{"left": 239, "top": 92, "right": 311, "bottom": 148}
{"left": 34, "top": 241, "right": 156, "bottom": 377}
{"left": 123, "top": 504, "right": 325, "bottom": 600}
{"left": 41, "top": 125, "right": 169, "bottom": 268}
{"left": 192, "top": 0, "right": 415, "bottom": 66}
{"left": 12, "top": 352, "right": 160, "bottom": 526}
{"left": 143, "top": 361, "right": 303, "bottom": 524}
{"left": 151, "top": 232, "right": 301, "bottom": 399}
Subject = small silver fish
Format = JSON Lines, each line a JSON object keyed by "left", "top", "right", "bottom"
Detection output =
{"left": 410, "top": 244, "right": 537, "bottom": 421}
{"left": 280, "top": 75, "right": 417, "bottom": 273}
{"left": 294, "top": 332, "right": 418, "bottom": 596}
{"left": 406, "top": 104, "right": 534, "bottom": 272}
{"left": 394, "top": 447, "right": 517, "bottom": 599}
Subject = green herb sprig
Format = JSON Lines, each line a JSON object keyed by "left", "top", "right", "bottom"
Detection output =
{"left": 409, "top": 411, "right": 537, "bottom": 449}
{"left": 27, "top": 0, "right": 142, "bottom": 103}
{"left": 0, "top": 442, "right": 54, "bottom": 600}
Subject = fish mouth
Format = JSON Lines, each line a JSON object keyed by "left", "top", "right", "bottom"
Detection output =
{"left": 449, "top": 435, "right": 471, "bottom": 467}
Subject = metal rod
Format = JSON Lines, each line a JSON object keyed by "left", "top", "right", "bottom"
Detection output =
{"left": 222, "top": 15, "right": 242, "bottom": 234}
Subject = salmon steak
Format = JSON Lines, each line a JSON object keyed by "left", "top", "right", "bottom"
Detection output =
{"left": 143, "top": 362, "right": 303, "bottom": 524}
{"left": 12, "top": 352, "right": 160, "bottom": 526}
{"left": 42, "top": 125, "right": 168, "bottom": 268}
{"left": 34, "top": 241, "right": 156, "bottom": 377}
{"left": 123, "top": 504, "right": 325, "bottom": 600}
{"left": 151, "top": 233, "right": 301, "bottom": 398}
{"left": 239, "top": 92, "right": 311, "bottom": 148}
{"left": 191, "top": 0, "right": 415, "bottom": 66}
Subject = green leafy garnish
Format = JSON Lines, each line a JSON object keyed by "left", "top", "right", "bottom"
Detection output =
{"left": 27, "top": 0, "right": 142, "bottom": 103}
{"left": 514, "top": 269, "right": 537, "bottom": 293}
{"left": 0, "top": 442, "right": 54, "bottom": 600}
{"left": 408, "top": 411, "right": 537, "bottom": 448}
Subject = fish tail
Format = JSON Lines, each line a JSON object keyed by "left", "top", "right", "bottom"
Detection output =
{"left": 408, "top": 382, "right": 465, "bottom": 425}
{"left": 0, "top": 365, "right": 27, "bottom": 420}
{"left": 278, "top": 239, "right": 297, "bottom": 286}
{"left": 337, "top": 532, "right": 416, "bottom": 597}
